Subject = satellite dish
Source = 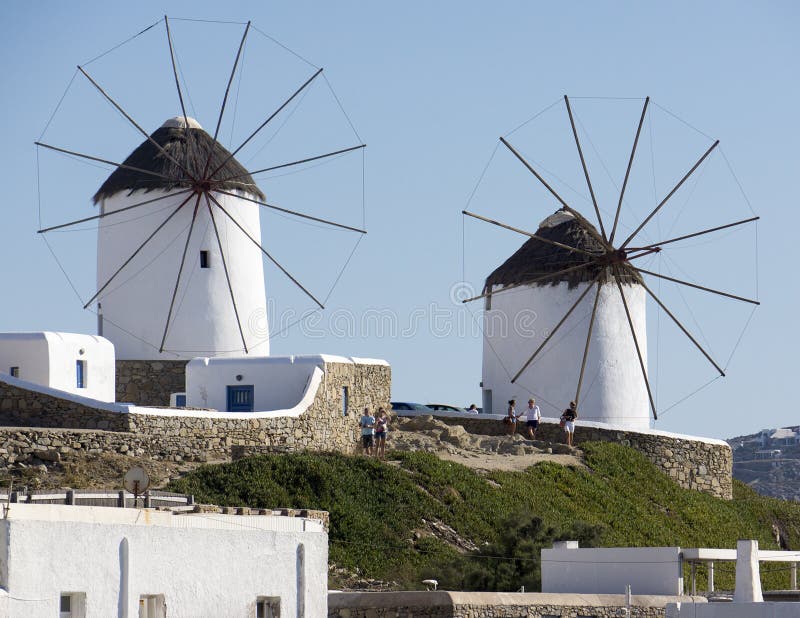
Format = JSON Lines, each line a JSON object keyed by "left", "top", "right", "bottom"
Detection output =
{"left": 123, "top": 466, "right": 150, "bottom": 495}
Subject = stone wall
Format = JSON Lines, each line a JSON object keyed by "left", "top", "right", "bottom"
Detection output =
{"left": 419, "top": 416, "right": 733, "bottom": 500}
{"left": 0, "top": 380, "right": 129, "bottom": 431}
{"left": 0, "top": 361, "right": 391, "bottom": 462}
{"left": 115, "top": 360, "right": 189, "bottom": 406}
{"left": 328, "top": 591, "right": 707, "bottom": 618}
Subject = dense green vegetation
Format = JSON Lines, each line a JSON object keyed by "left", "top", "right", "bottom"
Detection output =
{"left": 168, "top": 442, "right": 800, "bottom": 591}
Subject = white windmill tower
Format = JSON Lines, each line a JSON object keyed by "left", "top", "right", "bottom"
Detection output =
{"left": 464, "top": 95, "right": 760, "bottom": 429}
{"left": 35, "top": 18, "right": 366, "bottom": 364}
{"left": 92, "top": 116, "right": 270, "bottom": 360}
{"left": 480, "top": 208, "right": 650, "bottom": 429}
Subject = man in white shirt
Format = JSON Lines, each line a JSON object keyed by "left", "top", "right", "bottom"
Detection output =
{"left": 525, "top": 398, "right": 542, "bottom": 439}
{"left": 359, "top": 407, "right": 375, "bottom": 456}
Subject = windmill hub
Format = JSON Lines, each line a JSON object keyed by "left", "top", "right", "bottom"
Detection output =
{"left": 598, "top": 248, "right": 629, "bottom": 265}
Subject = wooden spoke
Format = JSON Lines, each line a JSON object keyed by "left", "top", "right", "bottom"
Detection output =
{"left": 462, "top": 263, "right": 591, "bottom": 304}
{"left": 636, "top": 216, "right": 760, "bottom": 250}
{"left": 84, "top": 192, "right": 195, "bottom": 309}
{"left": 164, "top": 16, "right": 189, "bottom": 131}
{"left": 620, "top": 139, "right": 719, "bottom": 249}
{"left": 639, "top": 278, "right": 725, "bottom": 376}
{"left": 574, "top": 280, "right": 602, "bottom": 410}
{"left": 615, "top": 278, "right": 658, "bottom": 419}
{"left": 609, "top": 97, "right": 649, "bottom": 244}
{"left": 35, "top": 141, "right": 174, "bottom": 182}
{"left": 207, "top": 192, "right": 325, "bottom": 309}
{"left": 511, "top": 273, "right": 600, "bottom": 383}
{"left": 635, "top": 267, "right": 760, "bottom": 305}
{"left": 159, "top": 194, "right": 202, "bottom": 352}
{"left": 216, "top": 144, "right": 367, "bottom": 182}
{"left": 214, "top": 189, "right": 366, "bottom": 234}
{"left": 498, "top": 136, "right": 609, "bottom": 248}
{"left": 204, "top": 193, "right": 248, "bottom": 353}
{"left": 564, "top": 95, "right": 607, "bottom": 241}
{"left": 463, "top": 210, "right": 597, "bottom": 258}
{"left": 77, "top": 65, "right": 195, "bottom": 181}
{"left": 202, "top": 21, "right": 251, "bottom": 178}
{"left": 209, "top": 67, "right": 324, "bottom": 179}
{"left": 38, "top": 189, "right": 191, "bottom": 234}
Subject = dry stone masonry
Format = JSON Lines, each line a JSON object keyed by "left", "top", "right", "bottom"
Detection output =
{"left": 328, "top": 591, "right": 707, "bottom": 617}
{"left": 115, "top": 360, "right": 188, "bottom": 406}
{"left": 0, "top": 364, "right": 732, "bottom": 500}
{"left": 419, "top": 415, "right": 733, "bottom": 499}
{"left": 0, "top": 360, "right": 391, "bottom": 464}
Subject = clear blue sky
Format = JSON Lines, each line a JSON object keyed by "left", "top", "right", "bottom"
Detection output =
{"left": 1, "top": 1, "right": 797, "bottom": 440}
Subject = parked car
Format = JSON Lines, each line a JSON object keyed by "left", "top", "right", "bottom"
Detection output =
{"left": 390, "top": 402, "right": 434, "bottom": 412}
{"left": 426, "top": 404, "right": 467, "bottom": 413}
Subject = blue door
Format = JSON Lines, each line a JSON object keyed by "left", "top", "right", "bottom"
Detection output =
{"left": 227, "top": 385, "right": 254, "bottom": 412}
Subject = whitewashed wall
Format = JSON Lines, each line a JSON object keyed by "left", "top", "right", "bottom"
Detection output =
{"left": 0, "top": 332, "right": 115, "bottom": 402}
{"left": 0, "top": 503, "right": 327, "bottom": 618}
{"left": 97, "top": 188, "right": 269, "bottom": 360}
{"left": 185, "top": 354, "right": 388, "bottom": 412}
{"left": 541, "top": 545, "right": 683, "bottom": 596}
{"left": 481, "top": 280, "right": 650, "bottom": 430}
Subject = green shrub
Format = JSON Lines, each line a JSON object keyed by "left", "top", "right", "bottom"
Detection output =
{"left": 168, "top": 443, "right": 800, "bottom": 591}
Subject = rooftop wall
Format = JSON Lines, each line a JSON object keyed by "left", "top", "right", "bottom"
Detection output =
{"left": 329, "top": 591, "right": 708, "bottom": 618}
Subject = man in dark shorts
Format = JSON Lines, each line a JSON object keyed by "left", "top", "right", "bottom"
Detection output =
{"left": 359, "top": 407, "right": 375, "bottom": 456}
{"left": 525, "top": 398, "right": 541, "bottom": 439}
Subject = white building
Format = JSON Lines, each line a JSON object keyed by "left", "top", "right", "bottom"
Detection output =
{"left": 94, "top": 117, "right": 269, "bottom": 361}
{"left": 0, "top": 502, "right": 327, "bottom": 618}
{"left": 0, "top": 332, "right": 115, "bottom": 402}
{"left": 542, "top": 541, "right": 684, "bottom": 596}
{"left": 185, "top": 354, "right": 388, "bottom": 412}
{"left": 481, "top": 210, "right": 650, "bottom": 430}
{"left": 666, "top": 541, "right": 800, "bottom": 618}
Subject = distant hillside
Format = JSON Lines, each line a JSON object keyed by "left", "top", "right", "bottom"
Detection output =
{"left": 729, "top": 427, "right": 800, "bottom": 501}
{"left": 168, "top": 442, "right": 800, "bottom": 592}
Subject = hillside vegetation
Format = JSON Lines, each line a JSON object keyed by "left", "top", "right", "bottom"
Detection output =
{"left": 168, "top": 442, "right": 800, "bottom": 592}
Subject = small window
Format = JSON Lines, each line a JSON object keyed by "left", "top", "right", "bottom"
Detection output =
{"left": 76, "top": 360, "right": 86, "bottom": 389}
{"left": 60, "top": 592, "right": 86, "bottom": 618}
{"left": 175, "top": 394, "right": 186, "bottom": 408}
{"left": 341, "top": 386, "right": 349, "bottom": 416}
{"left": 139, "top": 594, "right": 166, "bottom": 618}
{"left": 9, "top": 366, "right": 19, "bottom": 378}
{"left": 200, "top": 250, "right": 210, "bottom": 268}
{"left": 256, "top": 597, "right": 280, "bottom": 618}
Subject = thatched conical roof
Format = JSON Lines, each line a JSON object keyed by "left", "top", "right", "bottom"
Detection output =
{"left": 485, "top": 209, "right": 642, "bottom": 290}
{"left": 93, "top": 117, "right": 264, "bottom": 204}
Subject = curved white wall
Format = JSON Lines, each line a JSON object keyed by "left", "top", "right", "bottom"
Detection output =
{"left": 97, "top": 189, "right": 269, "bottom": 360}
{"left": 481, "top": 281, "right": 650, "bottom": 430}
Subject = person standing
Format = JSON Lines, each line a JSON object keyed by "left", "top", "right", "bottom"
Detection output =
{"left": 374, "top": 407, "right": 389, "bottom": 460}
{"left": 561, "top": 401, "right": 577, "bottom": 447}
{"left": 359, "top": 407, "right": 375, "bottom": 456}
{"left": 504, "top": 399, "right": 518, "bottom": 436}
{"left": 525, "top": 398, "right": 541, "bottom": 439}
